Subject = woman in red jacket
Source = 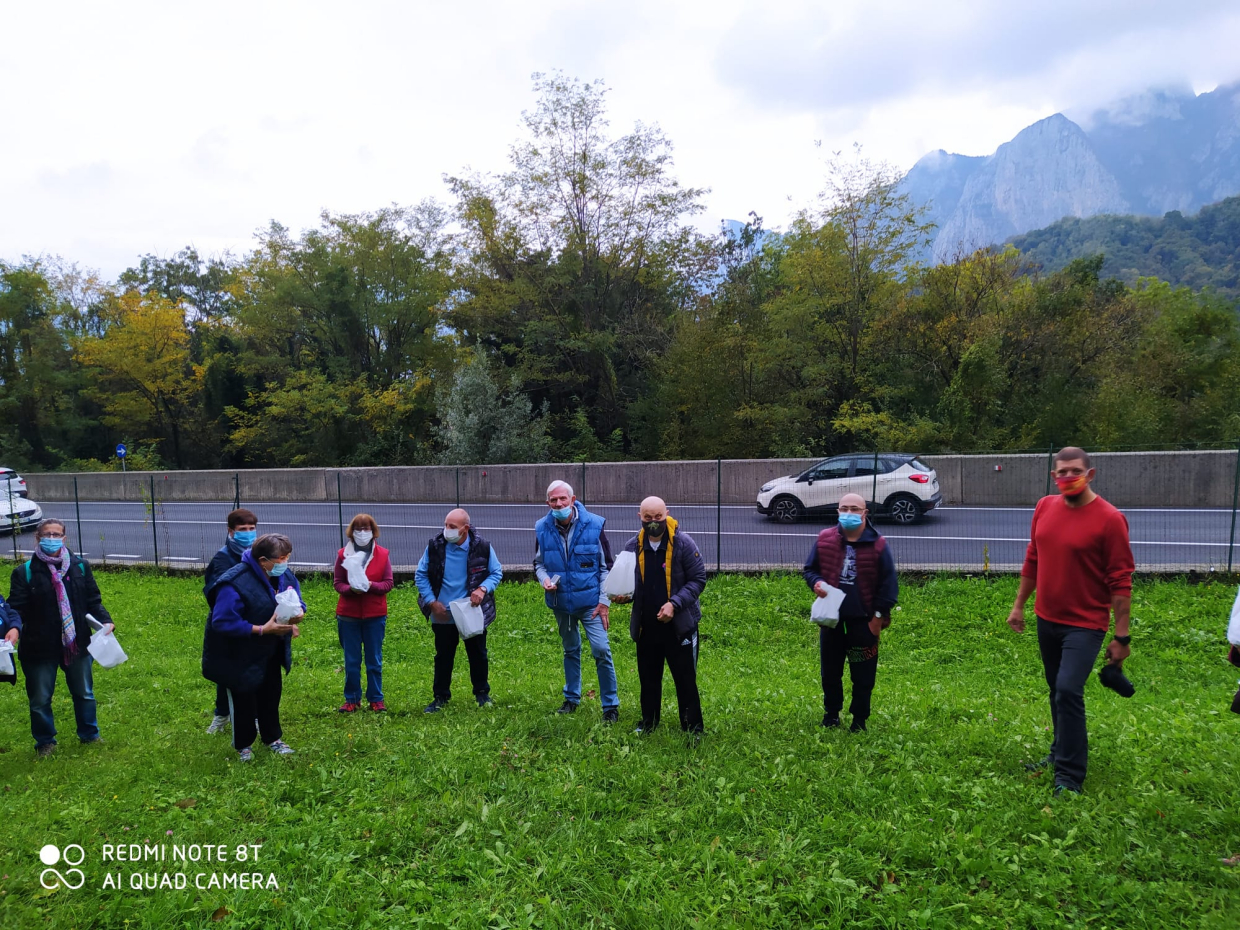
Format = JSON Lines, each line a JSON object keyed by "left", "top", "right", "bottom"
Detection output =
{"left": 333, "top": 514, "right": 394, "bottom": 712}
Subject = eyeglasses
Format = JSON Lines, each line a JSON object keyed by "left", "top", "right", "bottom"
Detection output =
{"left": 40, "top": 532, "right": 66, "bottom": 539}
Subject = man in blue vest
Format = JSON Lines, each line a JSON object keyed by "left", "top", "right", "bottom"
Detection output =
{"left": 534, "top": 480, "right": 620, "bottom": 722}
{"left": 416, "top": 508, "right": 503, "bottom": 713}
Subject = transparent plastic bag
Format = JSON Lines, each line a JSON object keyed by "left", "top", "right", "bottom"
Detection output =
{"left": 449, "top": 598, "right": 486, "bottom": 639}
{"left": 811, "top": 585, "right": 846, "bottom": 628}
{"left": 342, "top": 550, "right": 370, "bottom": 592}
{"left": 603, "top": 550, "right": 637, "bottom": 598}
{"left": 274, "top": 588, "right": 303, "bottom": 622}
{"left": 85, "top": 614, "right": 128, "bottom": 669}
{"left": 1228, "top": 585, "right": 1240, "bottom": 646}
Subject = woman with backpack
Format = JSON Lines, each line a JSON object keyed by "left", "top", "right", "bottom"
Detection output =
{"left": 7, "top": 519, "right": 114, "bottom": 757}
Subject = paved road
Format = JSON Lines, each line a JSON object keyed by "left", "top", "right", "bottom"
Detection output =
{"left": 5, "top": 499, "right": 1236, "bottom": 572}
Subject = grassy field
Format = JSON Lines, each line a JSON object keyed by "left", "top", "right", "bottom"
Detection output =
{"left": 0, "top": 569, "right": 1238, "bottom": 929}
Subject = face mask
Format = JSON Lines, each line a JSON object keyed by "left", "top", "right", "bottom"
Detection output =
{"left": 838, "top": 513, "right": 864, "bottom": 531}
{"left": 268, "top": 561, "right": 289, "bottom": 577}
{"left": 443, "top": 527, "right": 463, "bottom": 544}
{"left": 232, "top": 530, "right": 256, "bottom": 547}
{"left": 352, "top": 530, "right": 373, "bottom": 547}
{"left": 1055, "top": 474, "right": 1089, "bottom": 496}
{"left": 39, "top": 538, "right": 64, "bottom": 555}
{"left": 643, "top": 519, "right": 667, "bottom": 538}
{"left": 551, "top": 506, "right": 573, "bottom": 521}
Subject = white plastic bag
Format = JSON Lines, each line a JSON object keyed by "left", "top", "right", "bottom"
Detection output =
{"left": 342, "top": 550, "right": 371, "bottom": 593}
{"left": 274, "top": 588, "right": 303, "bottom": 622}
{"left": 0, "top": 639, "right": 15, "bottom": 678}
{"left": 449, "top": 598, "right": 487, "bottom": 639}
{"left": 811, "top": 585, "right": 847, "bottom": 628}
{"left": 603, "top": 550, "right": 637, "bottom": 599}
{"left": 1228, "top": 585, "right": 1240, "bottom": 646}
{"left": 85, "top": 614, "right": 128, "bottom": 669}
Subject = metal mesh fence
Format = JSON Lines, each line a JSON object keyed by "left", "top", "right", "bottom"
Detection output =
{"left": 11, "top": 443, "right": 1240, "bottom": 575}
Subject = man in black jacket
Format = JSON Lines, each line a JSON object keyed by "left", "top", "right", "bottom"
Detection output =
{"left": 203, "top": 508, "right": 258, "bottom": 734}
{"left": 615, "top": 497, "right": 708, "bottom": 735}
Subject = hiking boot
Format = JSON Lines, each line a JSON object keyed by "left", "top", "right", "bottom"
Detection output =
{"left": 1098, "top": 663, "right": 1135, "bottom": 698}
{"left": 266, "top": 739, "right": 294, "bottom": 756}
{"left": 238, "top": 747, "right": 254, "bottom": 763}
{"left": 367, "top": 701, "right": 386, "bottom": 712}
{"left": 1053, "top": 783, "right": 1082, "bottom": 798}
{"left": 476, "top": 696, "right": 494, "bottom": 707}
{"left": 634, "top": 719, "right": 658, "bottom": 735}
{"left": 602, "top": 708, "right": 620, "bottom": 724}
{"left": 80, "top": 736, "right": 103, "bottom": 745}
{"left": 424, "top": 698, "right": 448, "bottom": 714}
{"left": 206, "top": 715, "right": 230, "bottom": 735}
{"left": 849, "top": 719, "right": 868, "bottom": 733}
{"left": 556, "top": 700, "right": 578, "bottom": 715}
{"left": 36, "top": 742, "right": 56, "bottom": 758}
{"left": 1024, "top": 753, "right": 1053, "bottom": 772}
{"left": 338, "top": 702, "right": 361, "bottom": 714}
{"left": 822, "top": 714, "right": 841, "bottom": 729}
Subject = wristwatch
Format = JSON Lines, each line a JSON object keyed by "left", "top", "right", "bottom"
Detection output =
{"left": 1112, "top": 634, "right": 1131, "bottom": 646}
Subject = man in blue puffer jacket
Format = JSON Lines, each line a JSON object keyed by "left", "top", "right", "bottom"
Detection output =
{"left": 533, "top": 480, "right": 620, "bottom": 722}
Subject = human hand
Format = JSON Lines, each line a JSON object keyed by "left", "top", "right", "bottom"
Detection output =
{"left": 1006, "top": 607, "right": 1025, "bottom": 633}
{"left": 470, "top": 587, "right": 486, "bottom": 607}
{"left": 610, "top": 595, "right": 631, "bottom": 604}
{"left": 1105, "top": 640, "right": 1130, "bottom": 664}
{"left": 868, "top": 616, "right": 882, "bottom": 637}
{"left": 814, "top": 581, "right": 829, "bottom": 598}
{"left": 291, "top": 625, "right": 302, "bottom": 639}
{"left": 3, "top": 629, "right": 17, "bottom": 644}
{"left": 657, "top": 602, "right": 675, "bottom": 623}
{"left": 542, "top": 578, "right": 558, "bottom": 591}
{"left": 430, "top": 601, "right": 450, "bottom": 623}
{"left": 260, "top": 619, "right": 296, "bottom": 636}
{"left": 593, "top": 603, "right": 610, "bottom": 631}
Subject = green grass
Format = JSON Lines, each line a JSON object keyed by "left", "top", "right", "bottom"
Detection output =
{"left": 1, "top": 571, "right": 1239, "bottom": 929}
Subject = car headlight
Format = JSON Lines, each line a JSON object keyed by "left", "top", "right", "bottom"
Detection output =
{"left": 760, "top": 482, "right": 776, "bottom": 492}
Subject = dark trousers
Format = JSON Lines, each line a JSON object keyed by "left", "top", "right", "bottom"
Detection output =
{"left": 1037, "top": 617, "right": 1106, "bottom": 790}
{"left": 226, "top": 651, "right": 284, "bottom": 751}
{"left": 636, "top": 623, "right": 703, "bottom": 732}
{"left": 820, "top": 616, "right": 879, "bottom": 723}
{"left": 432, "top": 623, "right": 489, "bottom": 702}
{"left": 214, "top": 683, "right": 230, "bottom": 717}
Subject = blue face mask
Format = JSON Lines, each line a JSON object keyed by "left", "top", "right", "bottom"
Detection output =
{"left": 268, "top": 561, "right": 289, "bottom": 577}
{"left": 551, "top": 505, "right": 573, "bottom": 521}
{"left": 233, "top": 530, "right": 257, "bottom": 547}
{"left": 838, "top": 513, "right": 864, "bottom": 531}
{"left": 39, "top": 538, "right": 65, "bottom": 555}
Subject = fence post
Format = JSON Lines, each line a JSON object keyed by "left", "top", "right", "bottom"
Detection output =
{"left": 1228, "top": 442, "right": 1240, "bottom": 574}
{"left": 716, "top": 457, "right": 722, "bottom": 573}
{"left": 234, "top": 473, "right": 240, "bottom": 511}
{"left": 581, "top": 461, "right": 587, "bottom": 504}
{"left": 336, "top": 471, "right": 345, "bottom": 551}
{"left": 1045, "top": 445, "right": 1054, "bottom": 497}
{"left": 149, "top": 475, "right": 159, "bottom": 568}
{"left": 455, "top": 468, "right": 460, "bottom": 508}
{"left": 74, "top": 477, "right": 83, "bottom": 558}
{"left": 7, "top": 481, "right": 15, "bottom": 561}
{"left": 871, "top": 446, "right": 879, "bottom": 506}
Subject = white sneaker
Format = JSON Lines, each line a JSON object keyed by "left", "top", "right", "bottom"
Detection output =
{"left": 206, "top": 715, "right": 230, "bottom": 735}
{"left": 238, "top": 747, "right": 254, "bottom": 762}
{"left": 265, "top": 739, "right": 294, "bottom": 755}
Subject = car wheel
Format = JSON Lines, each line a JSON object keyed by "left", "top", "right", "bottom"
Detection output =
{"left": 770, "top": 496, "right": 804, "bottom": 524}
{"left": 886, "top": 494, "right": 923, "bottom": 525}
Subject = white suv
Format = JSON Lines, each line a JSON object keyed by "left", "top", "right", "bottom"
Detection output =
{"left": 0, "top": 468, "right": 28, "bottom": 499}
{"left": 756, "top": 454, "right": 941, "bottom": 525}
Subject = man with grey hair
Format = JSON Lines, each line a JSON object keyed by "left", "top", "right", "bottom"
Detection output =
{"left": 534, "top": 480, "right": 620, "bottom": 722}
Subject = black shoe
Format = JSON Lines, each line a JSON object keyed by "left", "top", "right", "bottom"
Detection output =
{"left": 849, "top": 719, "right": 867, "bottom": 733}
{"left": 822, "top": 714, "right": 841, "bottom": 729}
{"left": 1232, "top": 689, "right": 1240, "bottom": 715}
{"left": 477, "top": 696, "right": 494, "bottom": 707}
{"left": 634, "top": 719, "right": 658, "bottom": 735}
{"left": 1098, "top": 662, "right": 1135, "bottom": 698}
{"left": 1024, "top": 753, "right": 1053, "bottom": 772}
{"left": 423, "top": 698, "right": 448, "bottom": 714}
{"left": 556, "top": 700, "right": 578, "bottom": 715}
{"left": 602, "top": 708, "right": 619, "bottom": 724}
{"left": 1053, "top": 783, "right": 1082, "bottom": 798}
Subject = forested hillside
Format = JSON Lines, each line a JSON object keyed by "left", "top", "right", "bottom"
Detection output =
{"left": 1009, "top": 195, "right": 1240, "bottom": 297}
{"left": 4, "top": 75, "right": 1240, "bottom": 473}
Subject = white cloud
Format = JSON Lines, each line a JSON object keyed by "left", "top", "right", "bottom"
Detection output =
{"left": 2, "top": 0, "right": 1238, "bottom": 276}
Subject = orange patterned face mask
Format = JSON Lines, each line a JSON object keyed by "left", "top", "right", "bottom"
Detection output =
{"left": 1054, "top": 474, "right": 1089, "bottom": 496}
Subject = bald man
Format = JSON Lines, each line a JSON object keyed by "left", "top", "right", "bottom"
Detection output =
{"left": 802, "top": 493, "right": 898, "bottom": 732}
{"left": 616, "top": 496, "right": 708, "bottom": 734}
{"left": 415, "top": 508, "right": 504, "bottom": 713}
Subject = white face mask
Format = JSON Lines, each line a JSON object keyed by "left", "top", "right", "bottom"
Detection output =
{"left": 443, "top": 526, "right": 463, "bottom": 544}
{"left": 352, "top": 530, "right": 373, "bottom": 547}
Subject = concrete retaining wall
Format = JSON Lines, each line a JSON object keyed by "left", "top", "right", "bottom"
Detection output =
{"left": 21, "top": 450, "right": 1239, "bottom": 509}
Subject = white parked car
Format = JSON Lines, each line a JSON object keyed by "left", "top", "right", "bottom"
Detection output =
{"left": 756, "top": 453, "right": 942, "bottom": 525}
{"left": 0, "top": 467, "right": 29, "bottom": 498}
{"left": 0, "top": 494, "right": 42, "bottom": 534}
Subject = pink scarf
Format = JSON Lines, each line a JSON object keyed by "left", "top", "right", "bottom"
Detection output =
{"left": 34, "top": 547, "right": 78, "bottom": 665}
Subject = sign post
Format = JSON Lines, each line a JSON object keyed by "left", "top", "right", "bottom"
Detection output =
{"left": 116, "top": 443, "right": 127, "bottom": 473}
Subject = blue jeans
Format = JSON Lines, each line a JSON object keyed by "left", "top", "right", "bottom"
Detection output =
{"left": 23, "top": 653, "right": 99, "bottom": 747}
{"left": 555, "top": 609, "right": 619, "bottom": 711}
{"left": 338, "top": 616, "right": 385, "bottom": 703}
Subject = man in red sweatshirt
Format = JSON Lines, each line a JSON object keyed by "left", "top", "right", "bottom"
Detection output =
{"left": 1006, "top": 447, "right": 1134, "bottom": 796}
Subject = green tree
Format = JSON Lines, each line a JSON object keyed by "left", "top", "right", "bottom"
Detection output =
{"left": 435, "top": 348, "right": 549, "bottom": 465}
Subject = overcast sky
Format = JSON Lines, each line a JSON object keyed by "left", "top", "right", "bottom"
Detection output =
{"left": 4, "top": 0, "right": 1239, "bottom": 278}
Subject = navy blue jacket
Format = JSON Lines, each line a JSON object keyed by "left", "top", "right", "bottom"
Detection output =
{"left": 203, "top": 538, "right": 245, "bottom": 600}
{"left": 0, "top": 592, "right": 20, "bottom": 684}
{"left": 202, "top": 550, "right": 303, "bottom": 694}
{"left": 623, "top": 518, "right": 708, "bottom": 642}
{"left": 7, "top": 551, "right": 112, "bottom": 664}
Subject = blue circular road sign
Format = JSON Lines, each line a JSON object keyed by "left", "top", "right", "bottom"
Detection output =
{"left": 116, "top": 443, "right": 127, "bottom": 458}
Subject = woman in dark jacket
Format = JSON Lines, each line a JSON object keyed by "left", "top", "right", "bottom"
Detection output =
{"left": 7, "top": 519, "right": 114, "bottom": 757}
{"left": 203, "top": 533, "right": 304, "bottom": 762}
{"left": 332, "top": 513, "right": 394, "bottom": 713}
